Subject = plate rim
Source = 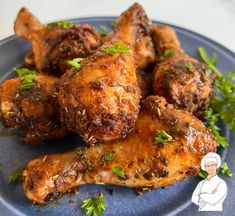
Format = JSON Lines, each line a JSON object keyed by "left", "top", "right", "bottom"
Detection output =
{"left": 1, "top": 16, "right": 235, "bottom": 59}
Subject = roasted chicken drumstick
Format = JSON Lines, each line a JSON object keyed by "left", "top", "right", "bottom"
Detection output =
{"left": 152, "top": 25, "right": 215, "bottom": 117}
{"left": 0, "top": 73, "right": 68, "bottom": 144}
{"left": 14, "top": 7, "right": 101, "bottom": 76}
{"left": 22, "top": 95, "right": 216, "bottom": 204}
{"left": 58, "top": 3, "right": 152, "bottom": 144}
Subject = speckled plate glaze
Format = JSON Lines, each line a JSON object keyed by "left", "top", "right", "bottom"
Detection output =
{"left": 0, "top": 17, "right": 234, "bottom": 216}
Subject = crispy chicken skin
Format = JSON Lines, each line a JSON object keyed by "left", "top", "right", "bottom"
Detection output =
{"left": 22, "top": 95, "right": 216, "bottom": 204}
{"left": 14, "top": 7, "right": 100, "bottom": 76}
{"left": 152, "top": 25, "right": 215, "bottom": 117}
{"left": 0, "top": 75, "right": 68, "bottom": 144}
{"left": 136, "top": 70, "right": 152, "bottom": 98}
{"left": 57, "top": 3, "right": 152, "bottom": 144}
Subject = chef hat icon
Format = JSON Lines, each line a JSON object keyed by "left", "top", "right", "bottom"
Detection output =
{"left": 201, "top": 152, "right": 221, "bottom": 171}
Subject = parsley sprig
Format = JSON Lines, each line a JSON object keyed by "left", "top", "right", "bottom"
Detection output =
{"left": 81, "top": 193, "right": 107, "bottom": 216}
{"left": 102, "top": 152, "right": 114, "bottom": 162}
{"left": 198, "top": 47, "right": 235, "bottom": 131}
{"left": 15, "top": 68, "right": 36, "bottom": 90}
{"left": 221, "top": 162, "right": 232, "bottom": 177}
{"left": 198, "top": 47, "right": 220, "bottom": 77}
{"left": 204, "top": 109, "right": 229, "bottom": 148}
{"left": 47, "top": 20, "right": 73, "bottom": 28}
{"left": 163, "top": 49, "right": 175, "bottom": 57}
{"left": 112, "top": 166, "right": 126, "bottom": 180}
{"left": 103, "top": 40, "right": 130, "bottom": 55}
{"left": 154, "top": 130, "right": 172, "bottom": 145}
{"left": 9, "top": 166, "right": 25, "bottom": 183}
{"left": 67, "top": 58, "right": 86, "bottom": 70}
{"left": 99, "top": 25, "right": 108, "bottom": 37}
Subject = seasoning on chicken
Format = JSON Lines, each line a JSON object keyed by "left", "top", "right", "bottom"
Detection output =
{"left": 57, "top": 3, "right": 153, "bottom": 144}
{"left": 152, "top": 25, "right": 215, "bottom": 117}
{"left": 14, "top": 7, "right": 101, "bottom": 76}
{"left": 0, "top": 70, "right": 68, "bottom": 145}
{"left": 22, "top": 95, "right": 217, "bottom": 204}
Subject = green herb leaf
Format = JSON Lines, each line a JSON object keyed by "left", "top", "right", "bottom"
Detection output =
{"left": 0, "top": 162, "right": 3, "bottom": 169}
{"left": 154, "top": 130, "right": 172, "bottom": 145}
{"left": 198, "top": 47, "right": 235, "bottom": 131}
{"left": 204, "top": 109, "right": 229, "bottom": 148}
{"left": 185, "top": 62, "right": 195, "bottom": 72}
{"left": 103, "top": 40, "right": 130, "bottom": 55}
{"left": 198, "top": 47, "right": 221, "bottom": 77}
{"left": 205, "top": 67, "right": 213, "bottom": 76}
{"left": 67, "top": 58, "right": 86, "bottom": 70}
{"left": 15, "top": 68, "right": 36, "bottom": 77}
{"left": 163, "top": 49, "right": 175, "bottom": 57}
{"left": 220, "top": 162, "right": 232, "bottom": 177}
{"left": 210, "top": 75, "right": 235, "bottom": 130}
{"left": 47, "top": 22, "right": 58, "bottom": 28}
{"left": 99, "top": 25, "right": 108, "bottom": 37}
{"left": 81, "top": 193, "right": 107, "bottom": 216}
{"left": 47, "top": 20, "right": 72, "bottom": 28}
{"left": 226, "top": 71, "right": 235, "bottom": 81}
{"left": 112, "top": 166, "right": 126, "bottom": 179}
{"left": 15, "top": 68, "right": 36, "bottom": 90}
{"left": 102, "top": 152, "right": 114, "bottom": 162}
{"left": 111, "top": 21, "right": 116, "bottom": 28}
{"left": 9, "top": 166, "right": 25, "bottom": 183}
{"left": 198, "top": 168, "right": 208, "bottom": 179}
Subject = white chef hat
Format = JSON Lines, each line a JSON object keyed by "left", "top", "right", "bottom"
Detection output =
{"left": 201, "top": 152, "right": 221, "bottom": 171}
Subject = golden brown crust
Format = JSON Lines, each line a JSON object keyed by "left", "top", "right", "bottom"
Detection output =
{"left": 22, "top": 95, "right": 217, "bottom": 204}
{"left": 152, "top": 25, "right": 215, "bottom": 117}
{"left": 0, "top": 75, "right": 68, "bottom": 144}
{"left": 57, "top": 3, "right": 154, "bottom": 144}
{"left": 14, "top": 7, "right": 101, "bottom": 76}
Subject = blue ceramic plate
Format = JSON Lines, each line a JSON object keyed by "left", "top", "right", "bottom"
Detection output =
{"left": 0, "top": 17, "right": 234, "bottom": 216}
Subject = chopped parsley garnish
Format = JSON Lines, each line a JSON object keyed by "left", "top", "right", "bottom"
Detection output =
{"left": 204, "top": 109, "right": 229, "bottom": 148}
{"left": 15, "top": 68, "right": 36, "bottom": 90}
{"left": 9, "top": 166, "right": 25, "bottom": 183}
{"left": 154, "top": 130, "right": 172, "bottom": 145}
{"left": 67, "top": 57, "right": 86, "bottom": 70}
{"left": 220, "top": 162, "right": 232, "bottom": 177}
{"left": 103, "top": 40, "right": 130, "bottom": 55}
{"left": 81, "top": 193, "right": 107, "bottom": 216}
{"left": 102, "top": 152, "right": 114, "bottom": 162}
{"left": 185, "top": 62, "right": 195, "bottom": 72}
{"left": 163, "top": 49, "right": 175, "bottom": 57}
{"left": 112, "top": 166, "right": 126, "bottom": 179}
{"left": 47, "top": 20, "right": 72, "bottom": 28}
{"left": 111, "top": 21, "right": 116, "bottom": 28}
{"left": 99, "top": 25, "right": 109, "bottom": 37}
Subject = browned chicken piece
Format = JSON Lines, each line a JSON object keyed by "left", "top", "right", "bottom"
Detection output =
{"left": 0, "top": 74, "right": 68, "bottom": 144}
{"left": 152, "top": 25, "right": 215, "bottom": 117}
{"left": 57, "top": 3, "right": 152, "bottom": 144}
{"left": 136, "top": 70, "right": 152, "bottom": 98}
{"left": 134, "top": 35, "right": 155, "bottom": 70}
{"left": 101, "top": 25, "right": 155, "bottom": 71}
{"left": 14, "top": 7, "right": 101, "bottom": 76}
{"left": 22, "top": 95, "right": 216, "bottom": 204}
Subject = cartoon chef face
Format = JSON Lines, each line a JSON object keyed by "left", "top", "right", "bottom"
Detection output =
{"left": 201, "top": 152, "right": 221, "bottom": 177}
{"left": 205, "top": 161, "right": 218, "bottom": 176}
